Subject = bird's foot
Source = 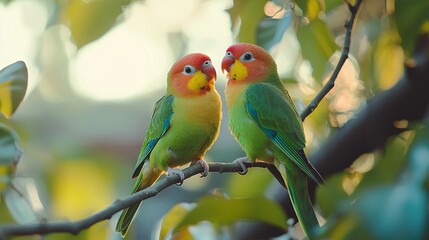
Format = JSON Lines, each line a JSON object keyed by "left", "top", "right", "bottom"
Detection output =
{"left": 167, "top": 167, "right": 185, "bottom": 186}
{"left": 194, "top": 159, "right": 209, "bottom": 177}
{"left": 233, "top": 157, "right": 251, "bottom": 175}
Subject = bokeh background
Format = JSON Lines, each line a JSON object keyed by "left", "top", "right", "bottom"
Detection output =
{"left": 1, "top": 0, "right": 428, "bottom": 239}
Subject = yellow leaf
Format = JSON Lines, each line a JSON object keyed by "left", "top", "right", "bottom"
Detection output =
{"left": 51, "top": 160, "right": 113, "bottom": 220}
{"left": 307, "top": 0, "right": 321, "bottom": 21}
{"left": 375, "top": 30, "right": 404, "bottom": 90}
{"left": 0, "top": 82, "right": 12, "bottom": 118}
{"left": 0, "top": 61, "right": 27, "bottom": 118}
{"left": 159, "top": 203, "right": 194, "bottom": 240}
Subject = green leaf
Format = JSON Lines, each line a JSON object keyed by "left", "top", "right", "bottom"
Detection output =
{"left": 0, "top": 122, "right": 21, "bottom": 194}
{"left": 227, "top": 0, "right": 266, "bottom": 43}
{"left": 63, "top": 0, "right": 131, "bottom": 48}
{"left": 324, "top": 0, "right": 344, "bottom": 12}
{"left": 294, "top": 0, "right": 322, "bottom": 21}
{"left": 173, "top": 196, "right": 288, "bottom": 233}
{"left": 314, "top": 212, "right": 371, "bottom": 240}
{"left": 256, "top": 11, "right": 293, "bottom": 51}
{"left": 316, "top": 171, "right": 350, "bottom": 217}
{"left": 373, "top": 28, "right": 404, "bottom": 90}
{"left": 0, "top": 61, "right": 28, "bottom": 118}
{"left": 160, "top": 203, "right": 195, "bottom": 240}
{"left": 297, "top": 19, "right": 337, "bottom": 80}
{"left": 394, "top": 0, "right": 429, "bottom": 56}
{"left": 226, "top": 168, "right": 275, "bottom": 198}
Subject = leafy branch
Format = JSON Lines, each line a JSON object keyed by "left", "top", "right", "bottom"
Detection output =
{"left": 300, "top": 0, "right": 363, "bottom": 121}
{"left": 0, "top": 162, "right": 271, "bottom": 239}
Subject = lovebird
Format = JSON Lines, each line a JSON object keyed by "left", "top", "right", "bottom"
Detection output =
{"left": 221, "top": 43, "right": 324, "bottom": 238}
{"left": 116, "top": 53, "right": 222, "bottom": 237}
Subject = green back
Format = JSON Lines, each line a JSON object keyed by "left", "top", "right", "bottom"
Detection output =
{"left": 245, "top": 83, "right": 323, "bottom": 184}
{"left": 132, "top": 95, "right": 174, "bottom": 178}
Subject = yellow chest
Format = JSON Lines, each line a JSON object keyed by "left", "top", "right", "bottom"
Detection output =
{"left": 225, "top": 82, "right": 247, "bottom": 111}
{"left": 173, "top": 89, "right": 222, "bottom": 126}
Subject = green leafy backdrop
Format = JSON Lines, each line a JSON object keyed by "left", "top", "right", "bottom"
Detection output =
{"left": 0, "top": 0, "right": 428, "bottom": 239}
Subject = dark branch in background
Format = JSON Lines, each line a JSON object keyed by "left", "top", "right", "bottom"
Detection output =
{"left": 300, "top": 0, "right": 362, "bottom": 121}
{"left": 0, "top": 162, "right": 271, "bottom": 239}
{"left": 236, "top": 25, "right": 429, "bottom": 240}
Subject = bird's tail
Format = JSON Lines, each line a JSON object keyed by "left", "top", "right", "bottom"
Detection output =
{"left": 116, "top": 162, "right": 161, "bottom": 237}
{"left": 277, "top": 161, "right": 319, "bottom": 239}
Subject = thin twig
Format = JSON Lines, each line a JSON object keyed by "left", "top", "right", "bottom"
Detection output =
{"left": 300, "top": 0, "right": 363, "bottom": 121}
{"left": 0, "top": 162, "right": 271, "bottom": 239}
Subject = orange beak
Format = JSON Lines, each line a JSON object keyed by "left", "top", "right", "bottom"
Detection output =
{"left": 202, "top": 64, "right": 217, "bottom": 81}
{"left": 221, "top": 56, "right": 234, "bottom": 73}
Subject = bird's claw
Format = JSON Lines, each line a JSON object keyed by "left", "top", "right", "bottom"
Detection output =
{"left": 167, "top": 167, "right": 185, "bottom": 186}
{"left": 195, "top": 159, "right": 209, "bottom": 177}
{"left": 233, "top": 157, "right": 251, "bottom": 175}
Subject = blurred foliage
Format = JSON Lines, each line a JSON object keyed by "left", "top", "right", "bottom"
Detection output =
{"left": 0, "top": 61, "right": 27, "bottom": 119}
{"left": 0, "top": 122, "right": 20, "bottom": 194}
{"left": 316, "top": 129, "right": 429, "bottom": 240}
{"left": 295, "top": 0, "right": 323, "bottom": 21}
{"left": 49, "top": 159, "right": 114, "bottom": 220}
{"left": 227, "top": 0, "right": 266, "bottom": 43}
{"left": 394, "top": 0, "right": 429, "bottom": 56}
{"left": 62, "top": 0, "right": 132, "bottom": 48}
{"left": 226, "top": 167, "right": 275, "bottom": 198}
{"left": 0, "top": 61, "right": 26, "bottom": 221}
{"left": 256, "top": 10, "right": 293, "bottom": 51}
{"left": 297, "top": 19, "right": 337, "bottom": 80}
{"left": 1, "top": 0, "right": 429, "bottom": 240}
{"left": 160, "top": 194, "right": 288, "bottom": 239}
{"left": 159, "top": 202, "right": 196, "bottom": 240}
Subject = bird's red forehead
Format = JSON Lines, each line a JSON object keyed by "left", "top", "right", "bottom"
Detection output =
{"left": 226, "top": 43, "right": 262, "bottom": 56}
{"left": 170, "top": 53, "right": 211, "bottom": 74}
{"left": 181, "top": 53, "right": 211, "bottom": 66}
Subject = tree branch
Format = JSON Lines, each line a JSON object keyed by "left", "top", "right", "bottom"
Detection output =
{"left": 300, "top": 0, "right": 362, "bottom": 121}
{"left": 0, "top": 162, "right": 271, "bottom": 239}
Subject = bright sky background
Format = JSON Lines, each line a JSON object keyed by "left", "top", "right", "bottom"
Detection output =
{"left": 71, "top": 0, "right": 234, "bottom": 101}
{"left": 0, "top": 0, "right": 49, "bottom": 93}
{"left": 0, "top": 0, "right": 307, "bottom": 103}
{"left": 1, "top": 0, "right": 234, "bottom": 102}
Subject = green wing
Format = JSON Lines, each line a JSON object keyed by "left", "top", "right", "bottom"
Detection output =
{"left": 245, "top": 83, "right": 323, "bottom": 184}
{"left": 132, "top": 95, "right": 174, "bottom": 178}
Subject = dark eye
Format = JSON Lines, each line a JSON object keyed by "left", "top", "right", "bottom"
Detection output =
{"left": 183, "top": 65, "right": 196, "bottom": 74}
{"left": 203, "top": 60, "right": 211, "bottom": 67}
{"left": 226, "top": 51, "right": 233, "bottom": 57}
{"left": 240, "top": 52, "right": 254, "bottom": 62}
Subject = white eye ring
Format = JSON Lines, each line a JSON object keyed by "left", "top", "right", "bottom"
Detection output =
{"left": 183, "top": 65, "right": 196, "bottom": 75}
{"left": 203, "top": 60, "right": 211, "bottom": 67}
{"left": 240, "top": 52, "right": 254, "bottom": 62}
{"left": 226, "top": 51, "right": 233, "bottom": 58}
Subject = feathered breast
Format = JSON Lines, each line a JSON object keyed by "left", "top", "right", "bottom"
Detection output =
{"left": 173, "top": 89, "right": 222, "bottom": 130}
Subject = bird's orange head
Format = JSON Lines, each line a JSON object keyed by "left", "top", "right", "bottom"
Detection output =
{"left": 221, "top": 43, "right": 277, "bottom": 85}
{"left": 168, "top": 53, "right": 216, "bottom": 97}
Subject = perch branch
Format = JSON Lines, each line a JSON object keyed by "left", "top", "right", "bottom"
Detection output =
{"left": 0, "top": 162, "right": 271, "bottom": 239}
{"left": 300, "top": 0, "right": 363, "bottom": 121}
